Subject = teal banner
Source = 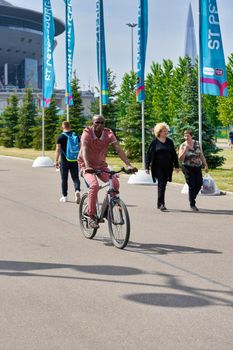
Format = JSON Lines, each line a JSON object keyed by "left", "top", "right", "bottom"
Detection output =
{"left": 42, "top": 0, "right": 55, "bottom": 107}
{"left": 96, "top": 0, "right": 109, "bottom": 105}
{"left": 65, "top": 0, "right": 74, "bottom": 106}
{"left": 200, "top": 0, "right": 228, "bottom": 96}
{"left": 136, "top": 0, "right": 148, "bottom": 103}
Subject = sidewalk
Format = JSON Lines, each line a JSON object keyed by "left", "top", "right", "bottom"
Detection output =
{"left": 0, "top": 156, "right": 233, "bottom": 350}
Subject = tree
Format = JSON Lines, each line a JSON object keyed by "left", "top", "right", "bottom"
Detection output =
{"left": 0, "top": 94, "right": 19, "bottom": 147}
{"left": 32, "top": 95, "right": 59, "bottom": 150}
{"left": 91, "top": 68, "right": 118, "bottom": 133}
{"left": 56, "top": 72, "right": 86, "bottom": 139}
{"left": 68, "top": 71, "right": 86, "bottom": 135}
{"left": 116, "top": 71, "right": 144, "bottom": 160}
{"left": 15, "top": 89, "right": 37, "bottom": 148}
{"left": 217, "top": 54, "right": 233, "bottom": 127}
{"left": 172, "top": 57, "right": 224, "bottom": 168}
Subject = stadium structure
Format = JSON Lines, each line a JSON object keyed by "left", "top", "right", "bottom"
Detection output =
{"left": 0, "top": 0, "right": 94, "bottom": 116}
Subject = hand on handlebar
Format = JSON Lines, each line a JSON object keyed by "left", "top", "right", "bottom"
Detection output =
{"left": 84, "top": 167, "right": 95, "bottom": 174}
{"left": 123, "top": 166, "right": 138, "bottom": 174}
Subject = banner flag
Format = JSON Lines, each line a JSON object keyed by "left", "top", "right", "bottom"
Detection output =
{"left": 200, "top": 0, "right": 228, "bottom": 96}
{"left": 136, "top": 0, "right": 148, "bottom": 103}
{"left": 65, "top": 0, "right": 74, "bottom": 106}
{"left": 42, "top": 0, "right": 55, "bottom": 107}
{"left": 96, "top": 0, "right": 109, "bottom": 105}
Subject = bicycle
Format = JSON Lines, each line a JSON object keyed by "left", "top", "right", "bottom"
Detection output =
{"left": 79, "top": 167, "right": 135, "bottom": 249}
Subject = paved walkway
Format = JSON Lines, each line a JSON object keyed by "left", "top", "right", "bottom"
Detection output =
{"left": 0, "top": 156, "right": 233, "bottom": 350}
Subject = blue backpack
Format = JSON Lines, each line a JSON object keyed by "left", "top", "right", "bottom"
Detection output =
{"left": 62, "top": 132, "right": 79, "bottom": 162}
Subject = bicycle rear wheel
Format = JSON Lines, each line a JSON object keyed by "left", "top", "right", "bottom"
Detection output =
{"left": 108, "top": 198, "right": 130, "bottom": 249}
{"left": 79, "top": 193, "right": 98, "bottom": 239}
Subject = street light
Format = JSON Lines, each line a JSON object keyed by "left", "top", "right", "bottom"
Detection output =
{"left": 126, "top": 23, "right": 137, "bottom": 72}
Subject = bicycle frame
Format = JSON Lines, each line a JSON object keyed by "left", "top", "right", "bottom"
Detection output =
{"left": 80, "top": 166, "right": 133, "bottom": 248}
{"left": 83, "top": 171, "right": 119, "bottom": 223}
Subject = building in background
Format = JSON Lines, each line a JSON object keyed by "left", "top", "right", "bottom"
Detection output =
{"left": 184, "top": 2, "right": 197, "bottom": 65}
{"left": 0, "top": 0, "right": 94, "bottom": 117}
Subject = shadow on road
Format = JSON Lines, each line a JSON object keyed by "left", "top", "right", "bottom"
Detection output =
{"left": 0, "top": 260, "right": 232, "bottom": 309}
{"left": 124, "top": 273, "right": 233, "bottom": 309}
{"left": 167, "top": 209, "right": 233, "bottom": 215}
{"left": 126, "top": 242, "right": 222, "bottom": 256}
{"left": 0, "top": 260, "right": 143, "bottom": 276}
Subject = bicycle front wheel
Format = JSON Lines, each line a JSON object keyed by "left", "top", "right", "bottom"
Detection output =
{"left": 108, "top": 198, "right": 130, "bottom": 249}
{"left": 79, "top": 193, "right": 98, "bottom": 239}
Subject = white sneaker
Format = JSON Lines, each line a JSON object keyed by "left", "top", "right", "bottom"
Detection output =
{"left": 75, "top": 191, "right": 80, "bottom": 204}
{"left": 59, "top": 196, "right": 67, "bottom": 203}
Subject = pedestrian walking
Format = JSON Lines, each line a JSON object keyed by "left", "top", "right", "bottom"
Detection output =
{"left": 178, "top": 129, "right": 208, "bottom": 211}
{"left": 55, "top": 121, "right": 81, "bottom": 204}
{"left": 145, "top": 122, "right": 179, "bottom": 211}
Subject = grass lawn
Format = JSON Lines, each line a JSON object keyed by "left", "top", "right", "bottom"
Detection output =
{"left": 1, "top": 146, "right": 233, "bottom": 192}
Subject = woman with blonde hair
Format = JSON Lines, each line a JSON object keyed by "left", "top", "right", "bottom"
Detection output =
{"left": 146, "top": 122, "right": 179, "bottom": 211}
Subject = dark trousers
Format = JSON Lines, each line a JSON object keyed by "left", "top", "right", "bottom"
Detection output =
{"left": 60, "top": 162, "right": 80, "bottom": 197}
{"left": 182, "top": 165, "right": 203, "bottom": 206}
{"left": 156, "top": 168, "right": 168, "bottom": 208}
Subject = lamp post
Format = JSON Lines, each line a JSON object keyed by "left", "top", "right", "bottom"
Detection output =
{"left": 126, "top": 23, "right": 137, "bottom": 72}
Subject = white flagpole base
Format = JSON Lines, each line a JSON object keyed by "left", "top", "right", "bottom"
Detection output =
{"left": 32, "top": 156, "right": 54, "bottom": 168}
{"left": 127, "top": 169, "right": 156, "bottom": 185}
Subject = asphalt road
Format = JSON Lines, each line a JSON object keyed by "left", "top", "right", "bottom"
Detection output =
{"left": 0, "top": 156, "right": 233, "bottom": 350}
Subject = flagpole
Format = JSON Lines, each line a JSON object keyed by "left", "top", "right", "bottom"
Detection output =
{"left": 42, "top": 106, "right": 45, "bottom": 157}
{"left": 141, "top": 101, "right": 145, "bottom": 169}
{"left": 67, "top": 104, "right": 69, "bottom": 122}
{"left": 99, "top": 2, "right": 102, "bottom": 115}
{"left": 198, "top": 0, "right": 202, "bottom": 148}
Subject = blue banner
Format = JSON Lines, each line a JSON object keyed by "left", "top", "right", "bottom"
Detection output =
{"left": 42, "top": 0, "right": 55, "bottom": 107}
{"left": 200, "top": 0, "right": 228, "bottom": 96}
{"left": 96, "top": 0, "right": 109, "bottom": 105}
{"left": 65, "top": 0, "right": 74, "bottom": 106}
{"left": 136, "top": 0, "right": 148, "bottom": 103}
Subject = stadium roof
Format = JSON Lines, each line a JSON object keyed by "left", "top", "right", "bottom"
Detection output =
{"left": 0, "top": 0, "right": 13, "bottom": 6}
{"left": 0, "top": 1, "right": 64, "bottom": 36}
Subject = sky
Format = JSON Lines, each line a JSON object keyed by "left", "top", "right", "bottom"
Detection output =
{"left": 8, "top": 0, "right": 233, "bottom": 90}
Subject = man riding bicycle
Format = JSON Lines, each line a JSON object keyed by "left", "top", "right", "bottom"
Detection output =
{"left": 78, "top": 114, "right": 136, "bottom": 229}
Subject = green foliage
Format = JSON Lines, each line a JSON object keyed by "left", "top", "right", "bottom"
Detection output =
{"left": 91, "top": 69, "right": 118, "bottom": 134}
{"left": 116, "top": 71, "right": 149, "bottom": 160}
{"left": 68, "top": 71, "right": 86, "bottom": 135}
{"left": 15, "top": 89, "right": 37, "bottom": 148}
{"left": 32, "top": 95, "right": 59, "bottom": 150}
{"left": 56, "top": 72, "right": 87, "bottom": 140}
{"left": 217, "top": 54, "right": 233, "bottom": 126}
{"left": 146, "top": 59, "right": 176, "bottom": 126}
{"left": 0, "top": 94, "right": 19, "bottom": 147}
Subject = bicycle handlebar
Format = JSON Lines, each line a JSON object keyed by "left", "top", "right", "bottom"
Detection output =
{"left": 85, "top": 167, "right": 138, "bottom": 175}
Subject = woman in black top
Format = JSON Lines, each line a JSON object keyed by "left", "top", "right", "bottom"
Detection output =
{"left": 146, "top": 122, "right": 179, "bottom": 211}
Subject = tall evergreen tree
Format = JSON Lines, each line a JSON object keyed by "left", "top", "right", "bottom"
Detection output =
{"left": 116, "top": 71, "right": 147, "bottom": 160}
{"left": 15, "top": 89, "right": 37, "bottom": 148}
{"left": 56, "top": 72, "right": 86, "bottom": 139}
{"left": 68, "top": 71, "right": 86, "bottom": 135}
{"left": 91, "top": 68, "right": 118, "bottom": 133}
{"left": 173, "top": 57, "right": 224, "bottom": 168}
{"left": 217, "top": 54, "right": 233, "bottom": 127}
{"left": 0, "top": 94, "right": 19, "bottom": 147}
{"left": 145, "top": 60, "right": 177, "bottom": 127}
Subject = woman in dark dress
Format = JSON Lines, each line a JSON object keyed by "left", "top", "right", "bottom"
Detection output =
{"left": 146, "top": 122, "right": 179, "bottom": 211}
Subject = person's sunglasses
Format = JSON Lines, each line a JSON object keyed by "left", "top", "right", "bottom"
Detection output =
{"left": 94, "top": 121, "right": 104, "bottom": 124}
